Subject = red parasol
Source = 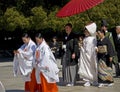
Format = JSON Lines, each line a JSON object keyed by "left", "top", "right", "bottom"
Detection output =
{"left": 56, "top": 0, "right": 104, "bottom": 18}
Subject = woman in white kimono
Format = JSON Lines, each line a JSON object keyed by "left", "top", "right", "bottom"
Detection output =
{"left": 78, "top": 23, "right": 98, "bottom": 87}
{"left": 34, "top": 33, "right": 59, "bottom": 92}
{"left": 13, "top": 33, "right": 37, "bottom": 92}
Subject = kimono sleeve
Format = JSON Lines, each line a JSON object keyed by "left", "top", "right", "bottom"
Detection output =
{"left": 73, "top": 38, "right": 80, "bottom": 58}
{"left": 18, "top": 45, "right": 36, "bottom": 59}
{"left": 106, "top": 38, "right": 115, "bottom": 57}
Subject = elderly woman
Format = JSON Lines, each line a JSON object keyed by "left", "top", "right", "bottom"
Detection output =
{"left": 97, "top": 30, "right": 115, "bottom": 87}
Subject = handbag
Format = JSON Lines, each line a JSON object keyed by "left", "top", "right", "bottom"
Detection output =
{"left": 98, "top": 45, "right": 107, "bottom": 53}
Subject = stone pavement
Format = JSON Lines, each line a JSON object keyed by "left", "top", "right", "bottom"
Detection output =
{"left": 0, "top": 59, "right": 120, "bottom": 92}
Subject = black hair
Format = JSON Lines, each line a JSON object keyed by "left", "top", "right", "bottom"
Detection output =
{"left": 101, "top": 20, "right": 108, "bottom": 27}
{"left": 35, "top": 33, "right": 43, "bottom": 38}
{"left": 22, "top": 33, "right": 30, "bottom": 38}
{"left": 101, "top": 25, "right": 107, "bottom": 27}
{"left": 53, "top": 36, "right": 57, "bottom": 39}
{"left": 65, "top": 23, "right": 72, "bottom": 28}
{"left": 78, "top": 34, "right": 85, "bottom": 39}
{"left": 97, "top": 29, "right": 105, "bottom": 36}
{"left": 84, "top": 28, "right": 87, "bottom": 31}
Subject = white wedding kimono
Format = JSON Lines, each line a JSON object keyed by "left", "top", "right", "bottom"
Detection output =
{"left": 34, "top": 40, "right": 59, "bottom": 84}
{"left": 13, "top": 39, "right": 36, "bottom": 81}
{"left": 78, "top": 36, "right": 98, "bottom": 82}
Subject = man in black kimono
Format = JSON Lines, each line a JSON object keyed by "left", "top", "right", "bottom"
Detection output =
{"left": 62, "top": 23, "right": 79, "bottom": 86}
{"left": 114, "top": 26, "right": 120, "bottom": 76}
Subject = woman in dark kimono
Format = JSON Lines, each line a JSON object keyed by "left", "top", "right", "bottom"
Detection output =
{"left": 49, "top": 36, "right": 59, "bottom": 59}
{"left": 97, "top": 30, "right": 115, "bottom": 87}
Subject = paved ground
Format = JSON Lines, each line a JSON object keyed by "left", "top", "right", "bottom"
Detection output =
{"left": 0, "top": 58, "right": 120, "bottom": 92}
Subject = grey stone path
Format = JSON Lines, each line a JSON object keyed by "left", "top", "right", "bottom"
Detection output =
{"left": 0, "top": 59, "right": 120, "bottom": 92}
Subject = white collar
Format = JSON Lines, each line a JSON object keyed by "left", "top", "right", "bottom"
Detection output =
{"left": 25, "top": 39, "right": 32, "bottom": 47}
{"left": 117, "top": 34, "right": 120, "bottom": 38}
{"left": 38, "top": 39, "right": 46, "bottom": 49}
{"left": 105, "top": 30, "right": 108, "bottom": 33}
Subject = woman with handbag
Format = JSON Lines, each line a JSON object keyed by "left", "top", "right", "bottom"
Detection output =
{"left": 97, "top": 30, "right": 115, "bottom": 87}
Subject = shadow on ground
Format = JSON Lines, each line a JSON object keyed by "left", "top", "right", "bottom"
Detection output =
{"left": 6, "top": 90, "right": 24, "bottom": 92}
{"left": 0, "top": 57, "right": 13, "bottom": 62}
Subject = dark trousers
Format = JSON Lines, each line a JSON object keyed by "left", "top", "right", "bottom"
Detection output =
{"left": 113, "top": 62, "right": 120, "bottom": 76}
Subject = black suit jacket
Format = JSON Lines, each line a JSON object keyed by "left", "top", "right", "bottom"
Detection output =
{"left": 114, "top": 36, "right": 120, "bottom": 60}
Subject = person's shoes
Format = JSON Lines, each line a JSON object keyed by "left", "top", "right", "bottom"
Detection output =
{"left": 71, "top": 83, "right": 74, "bottom": 86}
{"left": 92, "top": 81, "right": 99, "bottom": 86}
{"left": 107, "top": 83, "right": 114, "bottom": 87}
{"left": 66, "top": 83, "right": 74, "bottom": 87}
{"left": 98, "top": 83, "right": 114, "bottom": 88}
{"left": 84, "top": 82, "right": 91, "bottom": 87}
{"left": 98, "top": 83, "right": 104, "bottom": 88}
{"left": 66, "top": 84, "right": 71, "bottom": 87}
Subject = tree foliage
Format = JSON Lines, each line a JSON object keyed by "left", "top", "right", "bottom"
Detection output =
{"left": 3, "top": 7, "right": 29, "bottom": 31}
{"left": 0, "top": 0, "right": 120, "bottom": 32}
{"left": 30, "top": 6, "right": 47, "bottom": 30}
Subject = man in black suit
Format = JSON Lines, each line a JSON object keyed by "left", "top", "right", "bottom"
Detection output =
{"left": 115, "top": 26, "right": 120, "bottom": 76}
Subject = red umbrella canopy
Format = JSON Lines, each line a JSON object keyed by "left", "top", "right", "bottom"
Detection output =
{"left": 56, "top": 0, "right": 104, "bottom": 18}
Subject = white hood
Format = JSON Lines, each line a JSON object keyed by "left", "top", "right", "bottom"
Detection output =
{"left": 85, "top": 22, "right": 97, "bottom": 36}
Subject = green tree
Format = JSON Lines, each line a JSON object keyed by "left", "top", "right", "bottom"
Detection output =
{"left": 0, "top": 16, "right": 4, "bottom": 31}
{"left": 47, "top": 8, "right": 69, "bottom": 31}
{"left": 3, "top": 7, "right": 30, "bottom": 31}
{"left": 30, "top": 6, "right": 47, "bottom": 31}
{"left": 1, "top": 0, "right": 120, "bottom": 32}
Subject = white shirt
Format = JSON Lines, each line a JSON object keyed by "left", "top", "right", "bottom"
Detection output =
{"left": 117, "top": 34, "right": 120, "bottom": 39}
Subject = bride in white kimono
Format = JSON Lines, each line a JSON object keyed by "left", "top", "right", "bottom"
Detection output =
{"left": 78, "top": 23, "right": 98, "bottom": 87}
{"left": 34, "top": 33, "right": 59, "bottom": 92}
{"left": 13, "top": 33, "right": 37, "bottom": 91}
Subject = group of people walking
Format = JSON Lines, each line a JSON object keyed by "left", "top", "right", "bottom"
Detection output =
{"left": 13, "top": 33, "right": 59, "bottom": 92}
{"left": 62, "top": 21, "right": 120, "bottom": 87}
{"left": 13, "top": 20, "right": 120, "bottom": 92}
